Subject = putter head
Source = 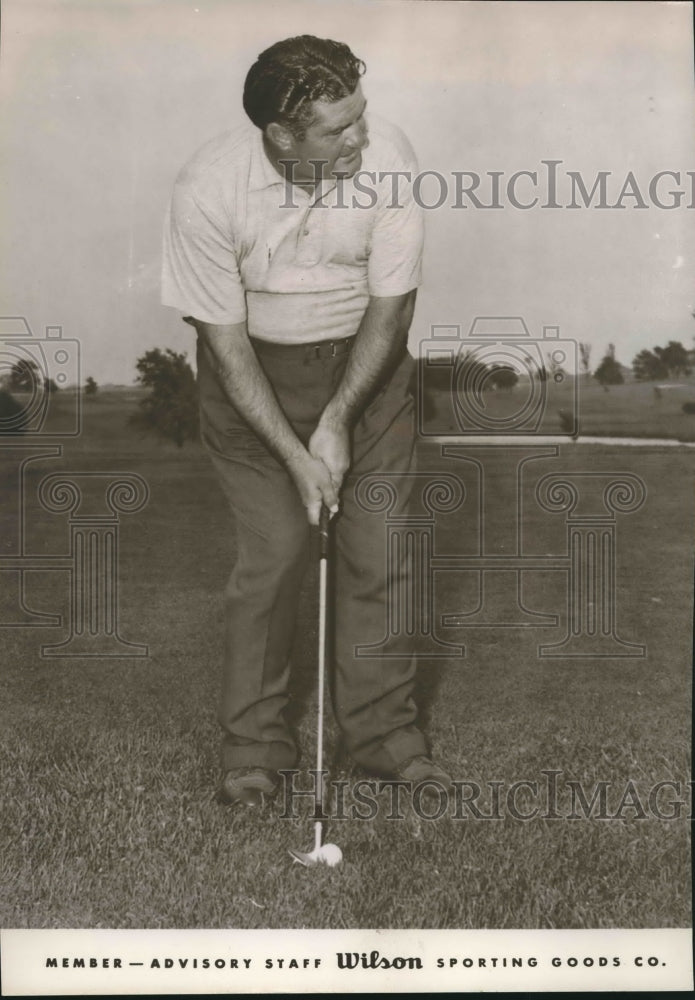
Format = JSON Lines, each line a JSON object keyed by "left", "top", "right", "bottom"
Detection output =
{"left": 289, "top": 843, "right": 343, "bottom": 867}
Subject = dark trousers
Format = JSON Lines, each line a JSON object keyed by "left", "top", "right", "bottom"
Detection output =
{"left": 196, "top": 335, "right": 427, "bottom": 774}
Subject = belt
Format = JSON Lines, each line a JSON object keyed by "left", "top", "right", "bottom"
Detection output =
{"left": 250, "top": 335, "right": 355, "bottom": 361}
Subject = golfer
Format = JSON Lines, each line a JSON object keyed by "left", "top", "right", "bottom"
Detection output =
{"left": 162, "top": 35, "right": 452, "bottom": 806}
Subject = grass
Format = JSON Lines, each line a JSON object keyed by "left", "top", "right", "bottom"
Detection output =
{"left": 421, "top": 371, "right": 695, "bottom": 440}
{"left": 0, "top": 392, "right": 692, "bottom": 928}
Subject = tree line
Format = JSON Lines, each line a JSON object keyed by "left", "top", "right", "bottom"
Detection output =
{"left": 581, "top": 339, "right": 692, "bottom": 386}
{"left": 0, "top": 360, "right": 99, "bottom": 395}
{"left": 3, "top": 334, "right": 693, "bottom": 447}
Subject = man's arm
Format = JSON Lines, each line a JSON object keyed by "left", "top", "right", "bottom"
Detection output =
{"left": 193, "top": 320, "right": 339, "bottom": 523}
{"left": 308, "top": 289, "right": 417, "bottom": 489}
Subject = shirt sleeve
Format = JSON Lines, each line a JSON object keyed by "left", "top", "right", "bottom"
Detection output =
{"left": 161, "top": 177, "right": 247, "bottom": 326}
{"left": 367, "top": 133, "right": 424, "bottom": 298}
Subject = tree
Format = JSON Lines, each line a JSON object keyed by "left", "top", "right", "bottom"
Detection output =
{"left": 488, "top": 364, "right": 519, "bottom": 390}
{"left": 130, "top": 348, "right": 198, "bottom": 448}
{"left": 594, "top": 344, "right": 624, "bottom": 387}
{"left": 654, "top": 340, "right": 690, "bottom": 378}
{"left": 450, "top": 351, "right": 498, "bottom": 400}
{"left": 579, "top": 342, "right": 592, "bottom": 380}
{"left": 84, "top": 376, "right": 98, "bottom": 396}
{"left": 455, "top": 351, "right": 492, "bottom": 386}
{"left": 8, "top": 358, "right": 41, "bottom": 393}
{"left": 632, "top": 348, "right": 668, "bottom": 382}
{"left": 0, "top": 389, "right": 26, "bottom": 435}
{"left": 632, "top": 340, "right": 690, "bottom": 381}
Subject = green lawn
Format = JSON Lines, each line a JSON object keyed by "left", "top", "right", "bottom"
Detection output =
{"left": 421, "top": 372, "right": 695, "bottom": 440}
{"left": 0, "top": 393, "right": 692, "bottom": 928}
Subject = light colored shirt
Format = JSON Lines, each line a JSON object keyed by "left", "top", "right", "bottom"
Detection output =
{"left": 161, "top": 113, "right": 424, "bottom": 343}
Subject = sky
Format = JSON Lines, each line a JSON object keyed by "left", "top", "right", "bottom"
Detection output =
{"left": 0, "top": 0, "right": 693, "bottom": 385}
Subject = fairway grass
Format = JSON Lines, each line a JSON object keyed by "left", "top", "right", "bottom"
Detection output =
{"left": 0, "top": 396, "right": 692, "bottom": 928}
{"left": 422, "top": 374, "right": 695, "bottom": 441}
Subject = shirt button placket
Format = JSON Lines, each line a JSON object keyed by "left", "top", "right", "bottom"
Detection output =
{"left": 297, "top": 207, "right": 321, "bottom": 267}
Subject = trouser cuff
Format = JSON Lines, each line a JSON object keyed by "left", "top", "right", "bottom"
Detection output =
{"left": 350, "top": 725, "right": 427, "bottom": 776}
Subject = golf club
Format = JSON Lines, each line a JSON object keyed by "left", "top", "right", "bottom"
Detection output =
{"left": 289, "top": 504, "right": 343, "bottom": 868}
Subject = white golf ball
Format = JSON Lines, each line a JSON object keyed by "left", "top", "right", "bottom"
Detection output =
{"left": 318, "top": 843, "right": 343, "bottom": 866}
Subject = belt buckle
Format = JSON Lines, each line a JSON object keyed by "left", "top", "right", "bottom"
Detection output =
{"left": 311, "top": 341, "right": 338, "bottom": 360}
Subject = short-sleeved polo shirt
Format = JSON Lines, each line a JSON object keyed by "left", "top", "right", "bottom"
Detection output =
{"left": 162, "top": 113, "right": 424, "bottom": 344}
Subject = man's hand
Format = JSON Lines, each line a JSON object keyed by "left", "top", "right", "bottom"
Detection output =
{"left": 193, "top": 321, "right": 342, "bottom": 524}
{"left": 287, "top": 450, "right": 340, "bottom": 525}
{"left": 308, "top": 419, "right": 351, "bottom": 496}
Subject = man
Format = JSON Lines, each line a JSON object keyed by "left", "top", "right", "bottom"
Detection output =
{"left": 162, "top": 35, "right": 452, "bottom": 807}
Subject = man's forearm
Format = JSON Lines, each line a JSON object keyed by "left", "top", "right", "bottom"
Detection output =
{"left": 193, "top": 320, "right": 339, "bottom": 521}
{"left": 320, "top": 289, "right": 417, "bottom": 429}
{"left": 195, "top": 320, "right": 307, "bottom": 465}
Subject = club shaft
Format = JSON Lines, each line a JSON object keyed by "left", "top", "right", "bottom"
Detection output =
{"left": 314, "top": 504, "right": 330, "bottom": 853}
{"left": 316, "top": 556, "right": 327, "bottom": 812}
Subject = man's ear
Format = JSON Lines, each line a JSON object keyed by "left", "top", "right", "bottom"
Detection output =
{"left": 265, "top": 122, "right": 295, "bottom": 151}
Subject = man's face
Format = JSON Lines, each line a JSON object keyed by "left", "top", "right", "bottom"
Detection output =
{"left": 281, "top": 83, "right": 369, "bottom": 183}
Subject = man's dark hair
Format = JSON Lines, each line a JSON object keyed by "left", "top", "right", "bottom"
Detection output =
{"left": 243, "top": 35, "right": 366, "bottom": 139}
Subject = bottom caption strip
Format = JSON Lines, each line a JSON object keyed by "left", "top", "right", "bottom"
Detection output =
{"left": 1, "top": 928, "right": 692, "bottom": 994}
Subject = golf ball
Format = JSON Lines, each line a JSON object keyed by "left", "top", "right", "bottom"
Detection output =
{"left": 319, "top": 843, "right": 343, "bottom": 866}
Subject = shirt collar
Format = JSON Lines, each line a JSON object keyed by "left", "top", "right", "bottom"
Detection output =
{"left": 248, "top": 129, "right": 338, "bottom": 203}
{"left": 248, "top": 129, "right": 285, "bottom": 191}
